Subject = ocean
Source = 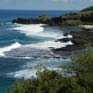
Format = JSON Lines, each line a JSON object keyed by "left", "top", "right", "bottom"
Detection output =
{"left": 0, "top": 10, "right": 76, "bottom": 93}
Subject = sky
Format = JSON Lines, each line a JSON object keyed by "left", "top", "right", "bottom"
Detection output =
{"left": 0, "top": 0, "right": 93, "bottom": 10}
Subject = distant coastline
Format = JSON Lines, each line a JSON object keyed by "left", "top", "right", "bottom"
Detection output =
{"left": 12, "top": 6, "right": 93, "bottom": 26}
{"left": 11, "top": 6, "right": 93, "bottom": 57}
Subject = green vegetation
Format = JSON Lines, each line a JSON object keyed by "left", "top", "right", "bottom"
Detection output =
{"left": 63, "top": 13, "right": 80, "bottom": 19}
{"left": 62, "top": 20, "right": 82, "bottom": 26}
{"left": 38, "top": 15, "right": 51, "bottom": 21}
{"left": 61, "top": 6, "right": 93, "bottom": 25}
{"left": 81, "top": 6, "right": 93, "bottom": 12}
{"left": 7, "top": 47, "right": 93, "bottom": 93}
{"left": 12, "top": 6, "right": 93, "bottom": 25}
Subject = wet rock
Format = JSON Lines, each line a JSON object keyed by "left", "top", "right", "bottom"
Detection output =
{"left": 56, "top": 38, "right": 71, "bottom": 42}
{"left": 55, "top": 31, "right": 93, "bottom": 52}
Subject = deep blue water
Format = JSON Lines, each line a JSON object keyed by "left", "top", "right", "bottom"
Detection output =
{"left": 0, "top": 10, "right": 76, "bottom": 93}
{"left": 0, "top": 10, "right": 78, "bottom": 22}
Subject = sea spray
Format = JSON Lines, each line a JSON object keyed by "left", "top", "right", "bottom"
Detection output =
{"left": 11, "top": 24, "right": 72, "bottom": 39}
{"left": 7, "top": 58, "right": 71, "bottom": 79}
{"left": 25, "top": 40, "right": 73, "bottom": 49}
{"left": 11, "top": 24, "right": 44, "bottom": 36}
{"left": 0, "top": 42, "right": 21, "bottom": 56}
{"left": 4, "top": 24, "right": 73, "bottom": 58}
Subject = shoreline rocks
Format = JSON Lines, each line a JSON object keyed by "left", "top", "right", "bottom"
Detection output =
{"left": 11, "top": 13, "right": 93, "bottom": 57}
{"left": 54, "top": 31, "right": 93, "bottom": 53}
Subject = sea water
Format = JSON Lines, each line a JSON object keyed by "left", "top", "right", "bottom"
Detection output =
{"left": 0, "top": 10, "right": 77, "bottom": 93}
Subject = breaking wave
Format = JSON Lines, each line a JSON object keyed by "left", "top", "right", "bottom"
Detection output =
{"left": 11, "top": 24, "right": 45, "bottom": 36}
{"left": 7, "top": 68, "right": 62, "bottom": 79}
{"left": 7, "top": 58, "right": 71, "bottom": 79}
{"left": 11, "top": 23, "right": 72, "bottom": 39}
{"left": 1, "top": 24, "right": 73, "bottom": 58}
{"left": 26, "top": 40, "right": 73, "bottom": 49}
{"left": 0, "top": 42, "right": 21, "bottom": 56}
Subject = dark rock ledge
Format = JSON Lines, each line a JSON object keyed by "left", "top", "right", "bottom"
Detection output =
{"left": 53, "top": 31, "right": 93, "bottom": 54}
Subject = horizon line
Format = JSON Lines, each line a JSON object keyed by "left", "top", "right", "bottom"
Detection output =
{"left": 0, "top": 9, "right": 80, "bottom": 11}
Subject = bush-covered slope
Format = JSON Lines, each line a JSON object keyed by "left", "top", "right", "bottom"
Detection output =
{"left": 7, "top": 48, "right": 93, "bottom": 93}
{"left": 81, "top": 6, "right": 93, "bottom": 12}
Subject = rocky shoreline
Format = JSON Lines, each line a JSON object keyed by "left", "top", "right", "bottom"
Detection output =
{"left": 53, "top": 31, "right": 93, "bottom": 55}
{"left": 11, "top": 6, "right": 93, "bottom": 57}
{"left": 12, "top": 18, "right": 93, "bottom": 57}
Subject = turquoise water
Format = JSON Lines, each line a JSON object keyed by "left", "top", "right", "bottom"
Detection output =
{"left": 0, "top": 10, "right": 74, "bottom": 93}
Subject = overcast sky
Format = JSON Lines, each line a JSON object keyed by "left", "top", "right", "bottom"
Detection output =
{"left": 0, "top": 0, "right": 93, "bottom": 10}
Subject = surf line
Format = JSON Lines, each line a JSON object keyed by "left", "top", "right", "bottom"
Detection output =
{"left": 0, "top": 42, "right": 21, "bottom": 56}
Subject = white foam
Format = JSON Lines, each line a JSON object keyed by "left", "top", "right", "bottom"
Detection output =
{"left": 67, "top": 35, "right": 73, "bottom": 38}
{"left": 0, "top": 42, "right": 21, "bottom": 56}
{"left": 2, "top": 40, "right": 73, "bottom": 58}
{"left": 38, "top": 33, "right": 72, "bottom": 39}
{"left": 8, "top": 69, "right": 37, "bottom": 79}
{"left": 26, "top": 40, "right": 73, "bottom": 49}
{"left": 7, "top": 58, "right": 71, "bottom": 79}
{"left": 33, "top": 32, "right": 65, "bottom": 39}
{"left": 7, "top": 24, "right": 73, "bottom": 58}
{"left": 7, "top": 67, "right": 62, "bottom": 79}
{"left": 11, "top": 24, "right": 44, "bottom": 36}
{"left": 11, "top": 24, "right": 72, "bottom": 40}
{"left": 7, "top": 66, "right": 65, "bottom": 79}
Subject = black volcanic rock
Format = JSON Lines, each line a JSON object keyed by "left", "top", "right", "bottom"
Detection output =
{"left": 55, "top": 31, "right": 93, "bottom": 52}
{"left": 12, "top": 6, "right": 93, "bottom": 26}
{"left": 54, "top": 45, "right": 84, "bottom": 51}
{"left": 56, "top": 38, "right": 71, "bottom": 42}
{"left": 71, "top": 38, "right": 86, "bottom": 45}
{"left": 63, "top": 33, "right": 69, "bottom": 36}
{"left": 12, "top": 18, "right": 42, "bottom": 24}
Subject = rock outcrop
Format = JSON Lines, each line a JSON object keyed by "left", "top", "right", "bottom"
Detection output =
{"left": 54, "top": 31, "right": 93, "bottom": 52}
